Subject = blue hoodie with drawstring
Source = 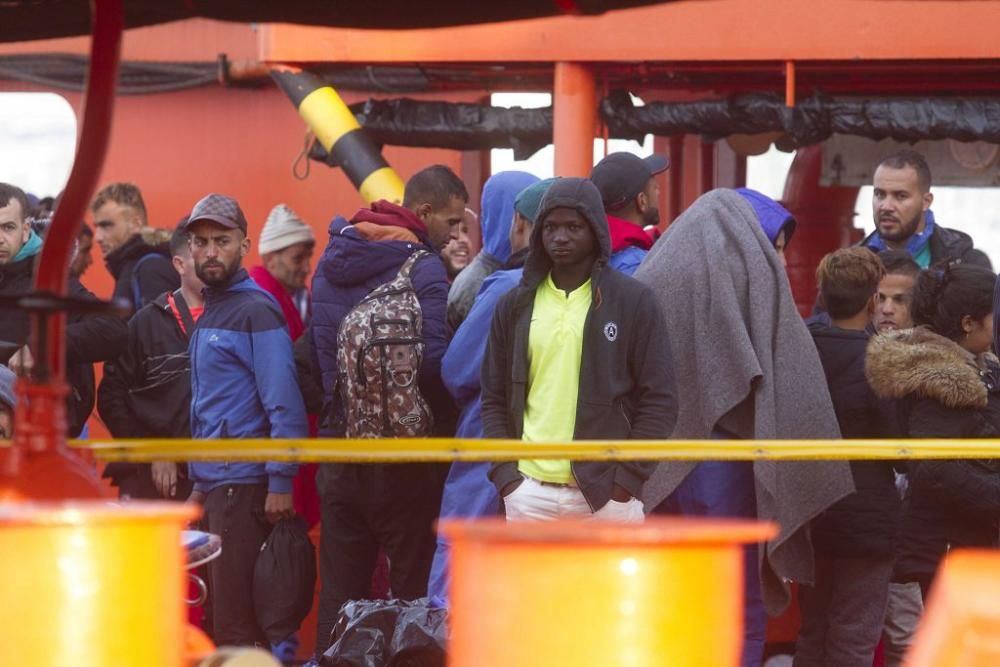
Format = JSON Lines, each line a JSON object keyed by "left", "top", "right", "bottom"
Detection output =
{"left": 446, "top": 171, "right": 539, "bottom": 332}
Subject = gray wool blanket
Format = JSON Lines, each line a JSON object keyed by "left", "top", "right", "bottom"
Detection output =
{"left": 634, "top": 188, "right": 854, "bottom": 616}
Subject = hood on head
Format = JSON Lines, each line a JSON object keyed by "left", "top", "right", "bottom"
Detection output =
{"left": 480, "top": 171, "right": 540, "bottom": 262}
{"left": 865, "top": 327, "right": 988, "bottom": 409}
{"left": 523, "top": 177, "right": 611, "bottom": 285}
{"left": 735, "top": 188, "right": 796, "bottom": 246}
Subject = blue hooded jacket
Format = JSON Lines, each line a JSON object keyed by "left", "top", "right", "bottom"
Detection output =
{"left": 446, "top": 171, "right": 539, "bottom": 331}
{"left": 735, "top": 187, "right": 796, "bottom": 246}
{"left": 188, "top": 268, "right": 307, "bottom": 494}
{"left": 310, "top": 215, "right": 451, "bottom": 439}
{"left": 429, "top": 264, "right": 522, "bottom": 599}
{"left": 480, "top": 171, "right": 540, "bottom": 264}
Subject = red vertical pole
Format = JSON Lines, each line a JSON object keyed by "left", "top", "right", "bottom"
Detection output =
{"left": 1, "top": 0, "right": 123, "bottom": 500}
{"left": 700, "top": 141, "right": 716, "bottom": 194}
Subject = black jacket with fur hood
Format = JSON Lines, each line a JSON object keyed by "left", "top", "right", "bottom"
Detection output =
{"left": 866, "top": 327, "right": 1000, "bottom": 583}
{"left": 481, "top": 177, "right": 678, "bottom": 511}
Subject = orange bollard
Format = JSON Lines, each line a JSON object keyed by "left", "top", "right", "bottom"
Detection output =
{"left": 0, "top": 501, "right": 196, "bottom": 667}
{"left": 441, "top": 517, "right": 776, "bottom": 667}
{"left": 905, "top": 550, "right": 1000, "bottom": 666}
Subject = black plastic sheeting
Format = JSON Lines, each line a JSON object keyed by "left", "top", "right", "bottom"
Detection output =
{"left": 311, "top": 98, "right": 555, "bottom": 163}
{"left": 321, "top": 598, "right": 447, "bottom": 667}
{"left": 602, "top": 92, "right": 1000, "bottom": 150}
{"left": 2, "top": 0, "right": 671, "bottom": 44}
{"left": 310, "top": 92, "right": 1000, "bottom": 166}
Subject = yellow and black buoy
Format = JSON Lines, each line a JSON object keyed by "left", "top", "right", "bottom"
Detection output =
{"left": 272, "top": 66, "right": 405, "bottom": 204}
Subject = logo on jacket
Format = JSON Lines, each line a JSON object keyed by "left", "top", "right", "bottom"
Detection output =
{"left": 208, "top": 334, "right": 220, "bottom": 342}
{"left": 603, "top": 321, "right": 618, "bottom": 342}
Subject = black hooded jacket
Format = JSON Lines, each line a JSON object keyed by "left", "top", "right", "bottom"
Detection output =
{"left": 105, "top": 232, "right": 179, "bottom": 311}
{"left": 0, "top": 253, "right": 128, "bottom": 437}
{"left": 807, "top": 322, "right": 900, "bottom": 558}
{"left": 481, "top": 177, "right": 678, "bottom": 511}
{"left": 866, "top": 327, "right": 1000, "bottom": 583}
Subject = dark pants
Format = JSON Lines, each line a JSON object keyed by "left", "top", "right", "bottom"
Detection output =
{"left": 794, "top": 556, "right": 894, "bottom": 667}
{"left": 202, "top": 483, "right": 271, "bottom": 647}
{"left": 314, "top": 484, "right": 441, "bottom": 656}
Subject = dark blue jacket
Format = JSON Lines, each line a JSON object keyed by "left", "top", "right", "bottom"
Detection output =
{"left": 188, "top": 268, "right": 306, "bottom": 494}
{"left": 310, "top": 216, "right": 451, "bottom": 437}
{"left": 310, "top": 216, "right": 452, "bottom": 501}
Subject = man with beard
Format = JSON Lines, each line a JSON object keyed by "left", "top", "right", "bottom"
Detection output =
{"left": 590, "top": 151, "right": 668, "bottom": 276}
{"left": 184, "top": 193, "right": 308, "bottom": 647}
{"left": 862, "top": 150, "right": 990, "bottom": 269}
{"left": 308, "top": 164, "right": 466, "bottom": 662}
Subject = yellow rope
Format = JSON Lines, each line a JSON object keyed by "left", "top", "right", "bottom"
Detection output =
{"left": 63, "top": 438, "right": 1000, "bottom": 462}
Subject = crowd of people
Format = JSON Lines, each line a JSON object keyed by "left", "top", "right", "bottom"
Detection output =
{"left": 0, "top": 147, "right": 998, "bottom": 667}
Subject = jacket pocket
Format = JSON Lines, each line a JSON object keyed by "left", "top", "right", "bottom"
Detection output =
{"left": 576, "top": 399, "right": 629, "bottom": 440}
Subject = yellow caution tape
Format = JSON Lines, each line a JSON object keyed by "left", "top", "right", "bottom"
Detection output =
{"left": 62, "top": 438, "right": 1000, "bottom": 463}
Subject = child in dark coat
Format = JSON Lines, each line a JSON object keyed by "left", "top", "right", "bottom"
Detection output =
{"left": 798, "top": 248, "right": 901, "bottom": 667}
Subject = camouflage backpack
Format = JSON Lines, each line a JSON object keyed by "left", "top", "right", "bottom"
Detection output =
{"left": 336, "top": 250, "right": 434, "bottom": 438}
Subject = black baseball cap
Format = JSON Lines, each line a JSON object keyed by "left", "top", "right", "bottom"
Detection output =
{"left": 184, "top": 193, "right": 248, "bottom": 235}
{"left": 590, "top": 152, "right": 670, "bottom": 211}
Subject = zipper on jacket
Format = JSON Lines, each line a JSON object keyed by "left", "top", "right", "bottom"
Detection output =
{"left": 620, "top": 401, "right": 632, "bottom": 431}
{"left": 570, "top": 466, "right": 595, "bottom": 512}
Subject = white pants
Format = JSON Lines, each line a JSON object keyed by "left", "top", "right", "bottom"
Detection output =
{"left": 504, "top": 476, "right": 645, "bottom": 522}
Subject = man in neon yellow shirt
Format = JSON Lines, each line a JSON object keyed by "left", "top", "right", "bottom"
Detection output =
{"left": 481, "top": 177, "right": 676, "bottom": 520}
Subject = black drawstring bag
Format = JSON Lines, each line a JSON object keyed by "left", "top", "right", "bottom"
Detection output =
{"left": 253, "top": 515, "right": 317, "bottom": 644}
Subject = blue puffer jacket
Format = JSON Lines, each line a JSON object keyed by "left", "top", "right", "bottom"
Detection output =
{"left": 310, "top": 216, "right": 451, "bottom": 437}
{"left": 189, "top": 268, "right": 307, "bottom": 494}
{"left": 610, "top": 246, "right": 646, "bottom": 277}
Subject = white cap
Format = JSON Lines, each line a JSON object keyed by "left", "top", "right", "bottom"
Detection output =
{"left": 258, "top": 204, "right": 316, "bottom": 255}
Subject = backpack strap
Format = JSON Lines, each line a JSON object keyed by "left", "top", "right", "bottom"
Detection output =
{"left": 130, "top": 253, "right": 160, "bottom": 309}
{"left": 171, "top": 289, "right": 197, "bottom": 338}
{"left": 398, "top": 249, "right": 432, "bottom": 280}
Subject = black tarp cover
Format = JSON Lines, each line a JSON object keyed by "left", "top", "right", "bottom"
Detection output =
{"left": 310, "top": 92, "right": 1000, "bottom": 165}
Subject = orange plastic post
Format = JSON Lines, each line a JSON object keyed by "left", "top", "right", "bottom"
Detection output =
{"left": 0, "top": 502, "right": 196, "bottom": 666}
{"left": 553, "top": 62, "right": 597, "bottom": 177}
{"left": 441, "top": 517, "right": 776, "bottom": 666}
{"left": 905, "top": 550, "right": 1000, "bottom": 666}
